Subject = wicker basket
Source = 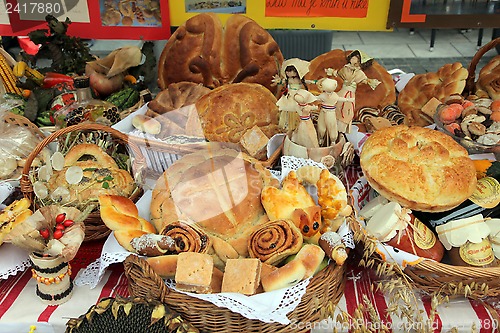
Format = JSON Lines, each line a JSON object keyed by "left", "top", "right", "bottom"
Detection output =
{"left": 123, "top": 254, "right": 346, "bottom": 333}
{"left": 352, "top": 216, "right": 500, "bottom": 299}
{"left": 463, "top": 37, "right": 500, "bottom": 98}
{"left": 19, "top": 122, "right": 146, "bottom": 242}
{"left": 127, "top": 132, "right": 285, "bottom": 175}
{"left": 4, "top": 112, "right": 45, "bottom": 141}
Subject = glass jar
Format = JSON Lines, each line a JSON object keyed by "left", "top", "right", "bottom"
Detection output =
{"left": 54, "top": 76, "right": 120, "bottom": 128}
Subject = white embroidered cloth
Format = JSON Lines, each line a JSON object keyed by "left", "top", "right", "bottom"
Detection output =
{"left": 0, "top": 244, "right": 30, "bottom": 280}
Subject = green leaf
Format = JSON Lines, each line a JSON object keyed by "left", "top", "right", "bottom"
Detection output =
{"left": 83, "top": 168, "right": 98, "bottom": 172}
{"left": 102, "top": 182, "right": 109, "bottom": 189}
{"left": 102, "top": 175, "right": 114, "bottom": 181}
{"left": 486, "top": 161, "right": 500, "bottom": 181}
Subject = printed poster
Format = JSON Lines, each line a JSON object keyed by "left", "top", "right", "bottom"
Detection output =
{"left": 185, "top": 0, "right": 246, "bottom": 14}
{"left": 266, "top": 0, "right": 369, "bottom": 18}
{"left": 0, "top": 0, "right": 170, "bottom": 40}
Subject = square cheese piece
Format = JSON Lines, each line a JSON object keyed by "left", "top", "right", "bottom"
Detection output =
{"left": 175, "top": 252, "right": 214, "bottom": 293}
{"left": 239, "top": 125, "right": 269, "bottom": 160}
{"left": 221, "top": 258, "right": 262, "bottom": 295}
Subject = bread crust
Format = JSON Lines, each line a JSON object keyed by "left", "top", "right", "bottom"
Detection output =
{"left": 150, "top": 148, "right": 277, "bottom": 257}
{"left": 360, "top": 125, "right": 477, "bottom": 212}
{"left": 157, "top": 13, "right": 283, "bottom": 94}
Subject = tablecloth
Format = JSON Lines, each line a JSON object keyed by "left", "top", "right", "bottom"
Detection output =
{"left": 2, "top": 240, "right": 500, "bottom": 333}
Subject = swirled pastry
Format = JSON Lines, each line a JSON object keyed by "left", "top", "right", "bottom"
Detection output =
{"left": 161, "top": 221, "right": 211, "bottom": 254}
{"left": 248, "top": 219, "right": 303, "bottom": 265}
{"left": 476, "top": 55, "right": 500, "bottom": 100}
{"left": 360, "top": 125, "right": 477, "bottom": 212}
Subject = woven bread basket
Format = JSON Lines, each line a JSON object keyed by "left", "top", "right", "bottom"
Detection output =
{"left": 19, "top": 122, "right": 145, "bottom": 241}
{"left": 4, "top": 112, "right": 45, "bottom": 140}
{"left": 463, "top": 36, "right": 500, "bottom": 98}
{"left": 127, "top": 132, "right": 285, "bottom": 175}
{"left": 352, "top": 217, "right": 500, "bottom": 299}
{"left": 123, "top": 254, "right": 346, "bottom": 333}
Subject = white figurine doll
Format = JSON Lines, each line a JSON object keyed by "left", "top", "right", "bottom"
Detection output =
{"left": 316, "top": 77, "right": 354, "bottom": 146}
{"left": 272, "top": 58, "right": 312, "bottom": 132}
{"left": 291, "top": 89, "right": 319, "bottom": 148}
{"left": 326, "top": 50, "right": 380, "bottom": 134}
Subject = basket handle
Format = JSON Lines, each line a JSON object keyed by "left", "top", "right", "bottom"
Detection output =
{"left": 123, "top": 254, "right": 171, "bottom": 302}
{"left": 20, "top": 122, "right": 146, "bottom": 200}
{"left": 465, "top": 37, "right": 500, "bottom": 97}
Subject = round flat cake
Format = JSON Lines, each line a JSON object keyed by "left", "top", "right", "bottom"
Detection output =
{"left": 360, "top": 125, "right": 477, "bottom": 212}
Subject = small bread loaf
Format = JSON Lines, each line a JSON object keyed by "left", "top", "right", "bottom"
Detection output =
{"left": 360, "top": 125, "right": 477, "bottom": 212}
{"left": 476, "top": 55, "right": 500, "bottom": 100}
{"left": 210, "top": 267, "right": 224, "bottom": 293}
{"left": 99, "top": 195, "right": 156, "bottom": 232}
{"left": 132, "top": 114, "right": 161, "bottom": 135}
{"left": 175, "top": 252, "right": 214, "bottom": 293}
{"left": 221, "top": 258, "right": 262, "bottom": 295}
{"left": 261, "top": 260, "right": 307, "bottom": 292}
{"left": 146, "top": 255, "right": 179, "bottom": 279}
{"left": 294, "top": 244, "right": 325, "bottom": 278}
{"left": 398, "top": 62, "right": 468, "bottom": 126}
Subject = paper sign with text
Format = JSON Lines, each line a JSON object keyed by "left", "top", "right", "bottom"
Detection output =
{"left": 265, "top": 0, "right": 369, "bottom": 18}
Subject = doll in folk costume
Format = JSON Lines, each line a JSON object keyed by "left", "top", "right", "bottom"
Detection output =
{"left": 326, "top": 50, "right": 380, "bottom": 134}
{"left": 291, "top": 89, "right": 319, "bottom": 148}
{"left": 316, "top": 77, "right": 354, "bottom": 146}
{"left": 272, "top": 58, "right": 314, "bottom": 132}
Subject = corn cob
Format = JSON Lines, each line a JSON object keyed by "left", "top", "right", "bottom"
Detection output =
{"left": 12, "top": 61, "right": 27, "bottom": 77}
{"left": 0, "top": 54, "right": 23, "bottom": 95}
{"left": 25, "top": 67, "right": 44, "bottom": 81}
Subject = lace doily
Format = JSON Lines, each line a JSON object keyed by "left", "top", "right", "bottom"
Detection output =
{"left": 165, "top": 279, "right": 309, "bottom": 325}
{"left": 0, "top": 244, "right": 30, "bottom": 280}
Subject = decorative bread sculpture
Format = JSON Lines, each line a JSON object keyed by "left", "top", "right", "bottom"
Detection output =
{"left": 305, "top": 49, "right": 396, "bottom": 113}
{"left": 157, "top": 13, "right": 283, "bottom": 94}
{"left": 150, "top": 148, "right": 278, "bottom": 257}
{"left": 360, "top": 125, "right": 477, "bottom": 212}
{"left": 476, "top": 55, "right": 500, "bottom": 100}
{"left": 398, "top": 62, "right": 468, "bottom": 126}
{"left": 194, "top": 82, "right": 281, "bottom": 144}
{"left": 46, "top": 144, "right": 135, "bottom": 204}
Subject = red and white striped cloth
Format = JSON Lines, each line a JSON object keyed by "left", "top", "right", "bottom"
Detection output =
{"left": 1, "top": 242, "right": 500, "bottom": 333}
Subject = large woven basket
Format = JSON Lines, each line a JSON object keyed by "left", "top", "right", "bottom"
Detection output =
{"left": 4, "top": 112, "right": 45, "bottom": 140}
{"left": 127, "top": 133, "right": 285, "bottom": 175}
{"left": 123, "top": 254, "right": 346, "bottom": 333}
{"left": 352, "top": 218, "right": 500, "bottom": 299}
{"left": 20, "top": 122, "right": 146, "bottom": 241}
{"left": 463, "top": 36, "right": 500, "bottom": 98}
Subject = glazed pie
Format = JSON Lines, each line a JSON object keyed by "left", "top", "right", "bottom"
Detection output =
{"left": 360, "top": 125, "right": 477, "bottom": 212}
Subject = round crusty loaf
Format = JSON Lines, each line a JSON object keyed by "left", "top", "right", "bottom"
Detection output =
{"left": 150, "top": 148, "right": 278, "bottom": 257}
{"left": 195, "top": 82, "right": 280, "bottom": 144}
{"left": 157, "top": 13, "right": 283, "bottom": 95}
{"left": 360, "top": 125, "right": 477, "bottom": 212}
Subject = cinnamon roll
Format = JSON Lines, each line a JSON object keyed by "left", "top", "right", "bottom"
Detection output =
{"left": 161, "top": 221, "right": 211, "bottom": 254}
{"left": 248, "top": 219, "right": 303, "bottom": 265}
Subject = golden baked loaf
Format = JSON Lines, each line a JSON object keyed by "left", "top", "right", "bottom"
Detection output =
{"left": 157, "top": 13, "right": 283, "bottom": 94}
{"left": 398, "top": 62, "right": 468, "bottom": 126}
{"left": 46, "top": 144, "right": 135, "bottom": 205}
{"left": 476, "top": 55, "right": 500, "bottom": 100}
{"left": 360, "top": 125, "right": 477, "bottom": 212}
{"left": 305, "top": 49, "right": 396, "bottom": 114}
{"left": 146, "top": 82, "right": 211, "bottom": 116}
{"left": 195, "top": 82, "right": 281, "bottom": 144}
{"left": 150, "top": 148, "right": 278, "bottom": 257}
